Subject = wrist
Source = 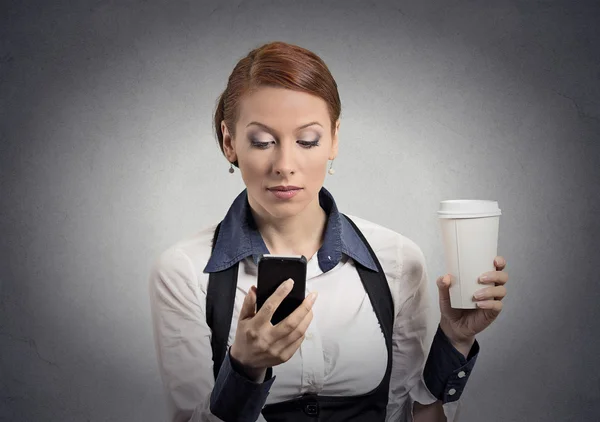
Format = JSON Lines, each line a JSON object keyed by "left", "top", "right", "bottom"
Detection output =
{"left": 439, "top": 320, "right": 475, "bottom": 359}
{"left": 229, "top": 346, "right": 267, "bottom": 383}
{"left": 450, "top": 337, "right": 475, "bottom": 359}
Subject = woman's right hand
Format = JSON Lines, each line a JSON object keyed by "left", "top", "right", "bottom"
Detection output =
{"left": 229, "top": 279, "right": 318, "bottom": 382}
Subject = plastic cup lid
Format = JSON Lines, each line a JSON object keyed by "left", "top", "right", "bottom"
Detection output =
{"left": 437, "top": 199, "right": 501, "bottom": 219}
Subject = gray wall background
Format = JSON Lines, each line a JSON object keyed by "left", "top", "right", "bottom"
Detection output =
{"left": 1, "top": 0, "right": 599, "bottom": 421}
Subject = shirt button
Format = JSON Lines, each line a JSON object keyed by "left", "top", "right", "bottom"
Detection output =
{"left": 458, "top": 371, "right": 466, "bottom": 378}
{"left": 304, "top": 402, "right": 319, "bottom": 416}
{"left": 448, "top": 388, "right": 457, "bottom": 396}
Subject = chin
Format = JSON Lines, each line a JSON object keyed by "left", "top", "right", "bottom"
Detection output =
{"left": 260, "top": 193, "right": 307, "bottom": 217}
{"left": 263, "top": 202, "right": 304, "bottom": 219}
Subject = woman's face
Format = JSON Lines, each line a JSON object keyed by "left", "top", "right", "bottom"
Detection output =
{"left": 222, "top": 86, "right": 339, "bottom": 219}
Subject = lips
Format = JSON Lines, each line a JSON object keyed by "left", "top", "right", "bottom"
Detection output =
{"left": 267, "top": 186, "right": 302, "bottom": 200}
{"left": 268, "top": 186, "right": 302, "bottom": 191}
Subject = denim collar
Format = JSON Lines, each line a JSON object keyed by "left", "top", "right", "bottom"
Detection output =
{"left": 203, "top": 187, "right": 378, "bottom": 273}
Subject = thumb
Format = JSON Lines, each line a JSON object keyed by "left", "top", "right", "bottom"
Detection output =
{"left": 239, "top": 285, "right": 258, "bottom": 320}
{"left": 436, "top": 274, "right": 452, "bottom": 313}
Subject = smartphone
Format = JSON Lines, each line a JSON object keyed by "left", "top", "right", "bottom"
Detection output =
{"left": 256, "top": 254, "right": 307, "bottom": 325}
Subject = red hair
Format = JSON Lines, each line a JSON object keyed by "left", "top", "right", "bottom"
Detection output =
{"left": 213, "top": 41, "right": 341, "bottom": 167}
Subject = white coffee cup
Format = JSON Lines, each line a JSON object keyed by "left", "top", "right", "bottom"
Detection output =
{"left": 438, "top": 200, "right": 502, "bottom": 309}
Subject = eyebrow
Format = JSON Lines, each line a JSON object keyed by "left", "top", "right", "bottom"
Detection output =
{"left": 245, "top": 121, "right": 323, "bottom": 134}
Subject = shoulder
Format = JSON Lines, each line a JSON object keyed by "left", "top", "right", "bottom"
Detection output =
{"left": 148, "top": 222, "right": 219, "bottom": 286}
{"left": 342, "top": 213, "right": 427, "bottom": 272}
{"left": 342, "top": 214, "right": 428, "bottom": 313}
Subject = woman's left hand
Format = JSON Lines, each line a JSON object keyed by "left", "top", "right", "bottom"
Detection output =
{"left": 436, "top": 256, "right": 508, "bottom": 347}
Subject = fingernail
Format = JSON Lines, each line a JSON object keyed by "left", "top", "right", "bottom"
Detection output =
{"left": 473, "top": 289, "right": 486, "bottom": 299}
{"left": 479, "top": 275, "right": 489, "bottom": 282}
{"left": 284, "top": 278, "right": 294, "bottom": 289}
{"left": 308, "top": 292, "right": 318, "bottom": 304}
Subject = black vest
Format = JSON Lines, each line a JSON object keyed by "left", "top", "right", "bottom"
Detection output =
{"left": 206, "top": 214, "right": 394, "bottom": 421}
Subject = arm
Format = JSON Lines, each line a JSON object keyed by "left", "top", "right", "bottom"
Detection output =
{"left": 413, "top": 401, "right": 446, "bottom": 421}
{"left": 413, "top": 326, "right": 479, "bottom": 422}
{"left": 385, "top": 237, "right": 478, "bottom": 422}
{"left": 148, "top": 247, "right": 273, "bottom": 422}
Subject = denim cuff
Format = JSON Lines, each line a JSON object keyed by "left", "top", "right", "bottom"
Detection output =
{"left": 210, "top": 348, "right": 276, "bottom": 421}
{"left": 423, "top": 323, "right": 480, "bottom": 403}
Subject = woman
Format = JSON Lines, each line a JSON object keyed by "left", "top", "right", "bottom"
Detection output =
{"left": 148, "top": 41, "right": 509, "bottom": 422}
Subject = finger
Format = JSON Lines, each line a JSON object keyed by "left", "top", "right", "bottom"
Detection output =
{"left": 494, "top": 256, "right": 506, "bottom": 270}
{"left": 473, "top": 285, "right": 507, "bottom": 301}
{"left": 277, "top": 306, "right": 314, "bottom": 348}
{"left": 239, "top": 285, "right": 258, "bottom": 320}
{"left": 436, "top": 274, "right": 453, "bottom": 311}
{"left": 254, "top": 278, "right": 295, "bottom": 326}
{"left": 271, "top": 292, "right": 318, "bottom": 341}
{"left": 475, "top": 299, "right": 503, "bottom": 313}
{"left": 274, "top": 329, "right": 306, "bottom": 363}
{"left": 478, "top": 271, "right": 509, "bottom": 286}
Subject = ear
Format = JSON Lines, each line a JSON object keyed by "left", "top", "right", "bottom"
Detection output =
{"left": 329, "top": 119, "right": 340, "bottom": 160}
{"left": 221, "top": 120, "right": 237, "bottom": 163}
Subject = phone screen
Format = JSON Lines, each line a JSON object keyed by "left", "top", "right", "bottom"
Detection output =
{"left": 256, "top": 255, "right": 307, "bottom": 325}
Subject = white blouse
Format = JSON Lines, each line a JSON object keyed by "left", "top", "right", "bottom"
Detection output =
{"left": 148, "top": 214, "right": 463, "bottom": 421}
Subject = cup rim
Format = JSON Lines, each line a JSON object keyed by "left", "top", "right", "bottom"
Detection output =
{"left": 439, "top": 199, "right": 498, "bottom": 203}
{"left": 437, "top": 211, "right": 501, "bottom": 218}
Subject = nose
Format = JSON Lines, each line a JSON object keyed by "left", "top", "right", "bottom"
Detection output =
{"left": 272, "top": 142, "right": 295, "bottom": 176}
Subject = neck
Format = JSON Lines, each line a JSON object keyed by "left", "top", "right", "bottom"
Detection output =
{"left": 249, "top": 193, "right": 327, "bottom": 258}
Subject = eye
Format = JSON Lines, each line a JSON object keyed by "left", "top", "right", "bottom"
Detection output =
{"left": 249, "top": 136, "right": 273, "bottom": 149}
{"left": 298, "top": 138, "right": 320, "bottom": 148}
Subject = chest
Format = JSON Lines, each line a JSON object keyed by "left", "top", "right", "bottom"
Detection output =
{"left": 226, "top": 256, "right": 389, "bottom": 401}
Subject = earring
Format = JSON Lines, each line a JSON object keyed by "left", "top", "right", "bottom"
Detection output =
{"left": 328, "top": 160, "right": 335, "bottom": 175}
{"left": 229, "top": 163, "right": 234, "bottom": 174}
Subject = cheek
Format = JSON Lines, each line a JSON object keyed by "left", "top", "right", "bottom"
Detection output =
{"left": 302, "top": 150, "right": 329, "bottom": 170}
{"left": 237, "top": 153, "right": 270, "bottom": 189}
{"left": 307, "top": 158, "right": 327, "bottom": 176}
{"left": 299, "top": 156, "right": 328, "bottom": 190}
{"left": 239, "top": 163, "right": 262, "bottom": 187}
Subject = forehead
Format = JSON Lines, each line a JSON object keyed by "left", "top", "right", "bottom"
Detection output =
{"left": 237, "top": 86, "right": 330, "bottom": 131}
